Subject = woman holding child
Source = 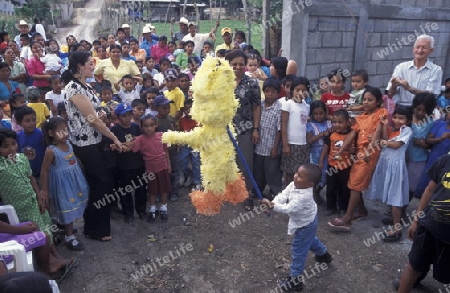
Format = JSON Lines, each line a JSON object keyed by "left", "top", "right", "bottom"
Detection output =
{"left": 62, "top": 51, "right": 123, "bottom": 242}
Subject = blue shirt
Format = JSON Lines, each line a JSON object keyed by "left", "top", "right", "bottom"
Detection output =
{"left": 17, "top": 128, "right": 46, "bottom": 178}
{"left": 140, "top": 36, "right": 159, "bottom": 57}
{"left": 437, "top": 95, "right": 450, "bottom": 110}
{"left": 0, "top": 81, "right": 20, "bottom": 101}
{"left": 407, "top": 118, "right": 433, "bottom": 162}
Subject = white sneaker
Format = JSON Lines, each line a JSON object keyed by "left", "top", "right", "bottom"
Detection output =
{"left": 184, "top": 176, "right": 192, "bottom": 187}
{"left": 191, "top": 184, "right": 202, "bottom": 192}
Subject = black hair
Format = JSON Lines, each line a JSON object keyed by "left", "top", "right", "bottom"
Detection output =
{"left": 135, "top": 60, "right": 143, "bottom": 66}
{"left": 92, "top": 40, "right": 100, "bottom": 46}
{"left": 445, "top": 88, "right": 450, "bottom": 95}
{"left": 57, "top": 102, "right": 66, "bottom": 115}
{"left": 159, "top": 57, "right": 171, "bottom": 65}
{"left": 411, "top": 92, "right": 437, "bottom": 115}
{"left": 131, "top": 99, "right": 146, "bottom": 108}
{"left": 0, "top": 127, "right": 16, "bottom": 146}
{"left": 100, "top": 86, "right": 113, "bottom": 94}
{"left": 184, "top": 40, "right": 195, "bottom": 47}
{"left": 309, "top": 100, "right": 327, "bottom": 117}
{"left": 300, "top": 163, "right": 322, "bottom": 186}
{"left": 243, "top": 45, "right": 254, "bottom": 51}
{"left": 42, "top": 117, "right": 67, "bottom": 145}
{"left": 362, "top": 86, "right": 382, "bottom": 106}
{"left": 333, "top": 109, "right": 350, "bottom": 120}
{"left": 216, "top": 49, "right": 227, "bottom": 57}
{"left": 145, "top": 56, "right": 155, "bottom": 63}
{"left": 327, "top": 68, "right": 347, "bottom": 84}
{"left": 66, "top": 35, "right": 76, "bottom": 42}
{"left": 49, "top": 75, "right": 61, "bottom": 85}
{"left": 290, "top": 76, "right": 311, "bottom": 98}
{"left": 121, "top": 74, "right": 134, "bottom": 82}
{"left": 351, "top": 69, "right": 369, "bottom": 82}
{"left": 61, "top": 51, "right": 91, "bottom": 84}
{"left": 262, "top": 78, "right": 281, "bottom": 93}
{"left": 168, "top": 41, "right": 176, "bottom": 47}
{"left": 31, "top": 33, "right": 43, "bottom": 41}
{"left": 0, "top": 31, "right": 8, "bottom": 43}
{"left": 140, "top": 113, "right": 157, "bottom": 127}
{"left": 14, "top": 106, "right": 36, "bottom": 124}
{"left": 235, "top": 31, "right": 246, "bottom": 42}
{"left": 271, "top": 57, "right": 288, "bottom": 80}
{"left": 109, "top": 44, "right": 122, "bottom": 52}
{"left": 129, "top": 38, "right": 139, "bottom": 45}
{"left": 19, "top": 33, "right": 30, "bottom": 41}
{"left": 184, "top": 99, "right": 193, "bottom": 106}
{"left": 203, "top": 40, "right": 213, "bottom": 48}
{"left": 392, "top": 105, "right": 413, "bottom": 122}
{"left": 116, "top": 28, "right": 125, "bottom": 34}
{"left": 101, "top": 80, "right": 112, "bottom": 88}
{"left": 146, "top": 86, "right": 160, "bottom": 95}
{"left": 98, "top": 36, "right": 107, "bottom": 42}
{"left": 282, "top": 74, "right": 297, "bottom": 86}
{"left": 9, "top": 93, "right": 25, "bottom": 115}
{"left": 0, "top": 62, "right": 10, "bottom": 72}
{"left": 444, "top": 77, "right": 450, "bottom": 85}
{"left": 188, "top": 56, "right": 201, "bottom": 65}
{"left": 225, "top": 49, "right": 247, "bottom": 64}
{"left": 159, "top": 35, "right": 168, "bottom": 42}
{"left": 178, "top": 73, "right": 190, "bottom": 81}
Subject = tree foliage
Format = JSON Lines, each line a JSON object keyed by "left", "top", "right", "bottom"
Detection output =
{"left": 15, "top": 0, "right": 54, "bottom": 23}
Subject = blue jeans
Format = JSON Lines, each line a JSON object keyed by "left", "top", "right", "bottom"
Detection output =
{"left": 178, "top": 145, "right": 201, "bottom": 184}
{"left": 291, "top": 216, "right": 327, "bottom": 277}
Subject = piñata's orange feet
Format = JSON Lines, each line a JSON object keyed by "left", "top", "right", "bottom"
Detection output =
{"left": 190, "top": 190, "right": 224, "bottom": 215}
{"left": 223, "top": 175, "right": 248, "bottom": 204}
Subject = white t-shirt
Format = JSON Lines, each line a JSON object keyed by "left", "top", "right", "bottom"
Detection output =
{"left": 45, "top": 90, "right": 65, "bottom": 107}
{"left": 281, "top": 99, "right": 309, "bottom": 145}
{"left": 182, "top": 33, "right": 211, "bottom": 56}
{"left": 153, "top": 73, "right": 167, "bottom": 92}
{"left": 118, "top": 84, "right": 143, "bottom": 105}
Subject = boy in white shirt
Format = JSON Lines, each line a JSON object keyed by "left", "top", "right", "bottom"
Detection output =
{"left": 114, "top": 74, "right": 143, "bottom": 105}
{"left": 261, "top": 164, "right": 332, "bottom": 292}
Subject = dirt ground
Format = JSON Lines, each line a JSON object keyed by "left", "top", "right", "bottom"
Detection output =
{"left": 57, "top": 186, "right": 445, "bottom": 293}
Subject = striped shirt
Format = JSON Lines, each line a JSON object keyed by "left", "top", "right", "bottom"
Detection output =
{"left": 387, "top": 59, "right": 442, "bottom": 107}
{"left": 255, "top": 100, "right": 282, "bottom": 156}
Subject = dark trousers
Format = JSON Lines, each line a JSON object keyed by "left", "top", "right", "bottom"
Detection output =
{"left": 326, "top": 166, "right": 351, "bottom": 211}
{"left": 118, "top": 167, "right": 147, "bottom": 216}
{"left": 72, "top": 143, "right": 112, "bottom": 238}
{"left": 253, "top": 153, "right": 282, "bottom": 196}
{"left": 169, "top": 148, "right": 181, "bottom": 195}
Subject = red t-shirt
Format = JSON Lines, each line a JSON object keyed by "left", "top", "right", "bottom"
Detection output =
{"left": 321, "top": 92, "right": 350, "bottom": 115}
{"left": 132, "top": 132, "right": 168, "bottom": 173}
{"left": 179, "top": 116, "right": 197, "bottom": 132}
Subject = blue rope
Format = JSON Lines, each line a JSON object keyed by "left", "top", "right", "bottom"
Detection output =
{"left": 226, "top": 126, "right": 263, "bottom": 200}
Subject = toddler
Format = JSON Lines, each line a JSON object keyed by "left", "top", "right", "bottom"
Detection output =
{"left": 114, "top": 74, "right": 143, "bottom": 106}
{"left": 39, "top": 39, "right": 62, "bottom": 74}
{"left": 131, "top": 99, "right": 146, "bottom": 124}
{"left": 143, "top": 86, "right": 159, "bottom": 116}
{"left": 9, "top": 93, "right": 26, "bottom": 132}
{"left": 313, "top": 76, "right": 330, "bottom": 101}
{"left": 45, "top": 75, "right": 65, "bottom": 116}
{"left": 26, "top": 86, "right": 50, "bottom": 129}
{"left": 261, "top": 164, "right": 332, "bottom": 292}
{"left": 347, "top": 70, "right": 369, "bottom": 112}
{"left": 321, "top": 69, "right": 350, "bottom": 117}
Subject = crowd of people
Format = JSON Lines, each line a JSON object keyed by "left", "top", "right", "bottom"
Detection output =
{"left": 0, "top": 17, "right": 449, "bottom": 293}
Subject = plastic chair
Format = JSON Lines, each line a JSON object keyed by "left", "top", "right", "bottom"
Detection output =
{"left": 0, "top": 205, "right": 34, "bottom": 272}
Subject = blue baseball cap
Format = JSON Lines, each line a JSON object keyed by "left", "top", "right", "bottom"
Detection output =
{"left": 153, "top": 95, "right": 174, "bottom": 107}
{"left": 114, "top": 103, "right": 133, "bottom": 115}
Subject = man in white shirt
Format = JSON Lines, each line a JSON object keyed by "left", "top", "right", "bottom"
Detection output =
{"left": 387, "top": 34, "right": 443, "bottom": 107}
{"left": 182, "top": 21, "right": 220, "bottom": 56}
{"left": 14, "top": 20, "right": 32, "bottom": 49}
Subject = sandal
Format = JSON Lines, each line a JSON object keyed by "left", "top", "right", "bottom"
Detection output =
{"left": 84, "top": 234, "right": 112, "bottom": 242}
{"left": 352, "top": 211, "right": 369, "bottom": 222}
{"left": 66, "top": 238, "right": 85, "bottom": 251}
{"left": 328, "top": 218, "right": 351, "bottom": 232}
{"left": 383, "top": 231, "right": 402, "bottom": 243}
{"left": 243, "top": 198, "right": 254, "bottom": 211}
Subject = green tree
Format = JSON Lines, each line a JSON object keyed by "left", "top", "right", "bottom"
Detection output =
{"left": 15, "top": 0, "right": 55, "bottom": 23}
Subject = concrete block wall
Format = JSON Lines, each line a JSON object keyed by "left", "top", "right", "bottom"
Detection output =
{"left": 282, "top": 0, "right": 450, "bottom": 91}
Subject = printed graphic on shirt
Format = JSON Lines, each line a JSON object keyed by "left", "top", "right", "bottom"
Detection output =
{"left": 65, "top": 152, "right": 77, "bottom": 165}
{"left": 125, "top": 133, "right": 134, "bottom": 142}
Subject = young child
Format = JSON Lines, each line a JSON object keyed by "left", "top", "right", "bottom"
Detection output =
{"left": 321, "top": 69, "right": 350, "bottom": 117}
{"left": 121, "top": 43, "right": 136, "bottom": 61}
{"left": 163, "top": 68, "right": 185, "bottom": 121}
{"left": 0, "top": 107, "right": 11, "bottom": 129}
{"left": 437, "top": 87, "right": 450, "bottom": 112}
{"left": 57, "top": 102, "right": 68, "bottom": 120}
{"left": 306, "top": 100, "right": 332, "bottom": 204}
{"left": 39, "top": 39, "right": 62, "bottom": 74}
{"left": 9, "top": 93, "right": 26, "bottom": 132}
{"left": 319, "top": 109, "right": 354, "bottom": 216}
{"left": 366, "top": 106, "right": 412, "bottom": 242}
{"left": 254, "top": 79, "right": 282, "bottom": 200}
{"left": 132, "top": 114, "right": 171, "bottom": 222}
{"left": 40, "top": 117, "right": 89, "bottom": 251}
{"left": 260, "top": 164, "right": 332, "bottom": 292}
{"left": 154, "top": 57, "right": 172, "bottom": 91}
{"left": 407, "top": 93, "right": 436, "bottom": 199}
{"left": 19, "top": 33, "right": 31, "bottom": 62}
{"left": 346, "top": 70, "right": 369, "bottom": 112}
{"left": 178, "top": 99, "right": 201, "bottom": 191}
{"left": 15, "top": 106, "right": 46, "bottom": 179}
{"left": 142, "top": 56, "right": 158, "bottom": 77}
{"left": 396, "top": 153, "right": 450, "bottom": 292}
{"left": 281, "top": 77, "right": 311, "bottom": 185}
{"left": 234, "top": 31, "right": 247, "bottom": 50}
{"left": 45, "top": 75, "right": 65, "bottom": 117}
{"left": 0, "top": 128, "right": 71, "bottom": 274}
{"left": 328, "top": 87, "right": 388, "bottom": 231}
{"left": 215, "top": 49, "right": 227, "bottom": 58}
{"left": 313, "top": 76, "right": 330, "bottom": 101}
{"left": 245, "top": 54, "right": 268, "bottom": 81}
{"left": 26, "top": 86, "right": 50, "bottom": 129}
{"left": 143, "top": 86, "right": 159, "bottom": 116}
{"left": 415, "top": 109, "right": 450, "bottom": 198}
{"left": 178, "top": 73, "right": 191, "bottom": 99}
{"left": 135, "top": 60, "right": 144, "bottom": 74}
{"left": 280, "top": 74, "right": 297, "bottom": 102}
{"left": 200, "top": 41, "right": 215, "bottom": 60}
{"left": 114, "top": 74, "right": 143, "bottom": 106}
{"left": 111, "top": 103, "right": 147, "bottom": 223}
{"left": 154, "top": 95, "right": 179, "bottom": 201}
{"left": 131, "top": 99, "right": 146, "bottom": 124}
